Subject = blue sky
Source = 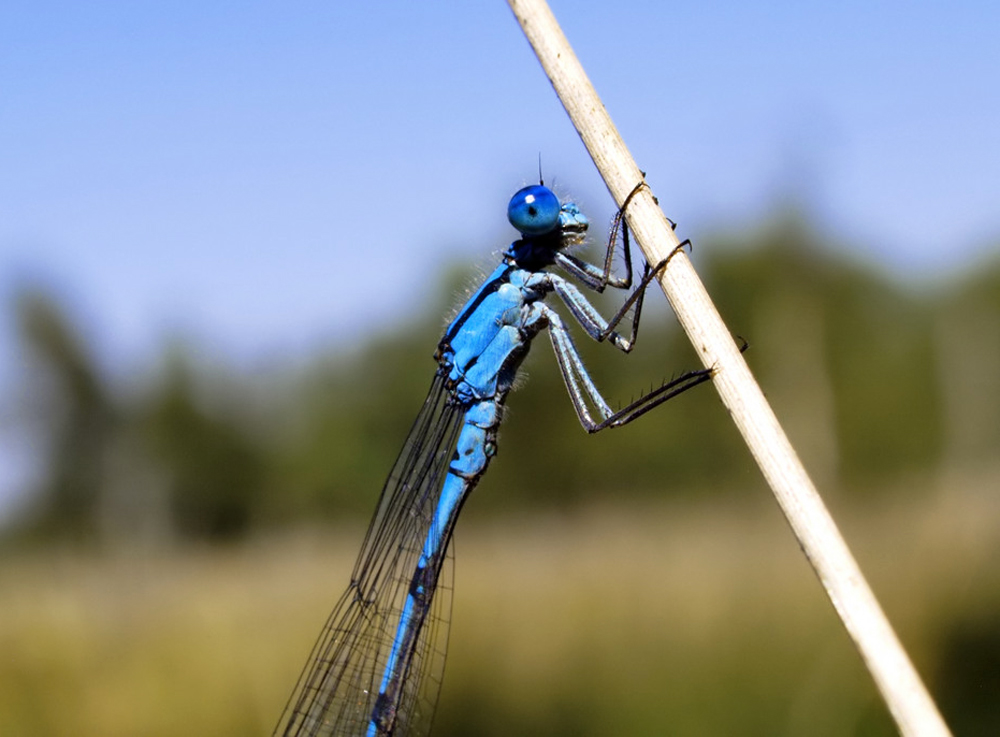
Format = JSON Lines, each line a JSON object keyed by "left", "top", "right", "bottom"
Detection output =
{"left": 2, "top": 1, "right": 998, "bottom": 510}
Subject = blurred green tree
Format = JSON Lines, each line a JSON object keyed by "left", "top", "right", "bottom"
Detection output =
{"left": 14, "top": 288, "right": 115, "bottom": 542}
{"left": 137, "top": 351, "right": 268, "bottom": 540}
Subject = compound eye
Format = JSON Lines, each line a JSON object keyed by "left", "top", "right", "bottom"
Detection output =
{"left": 507, "top": 185, "right": 561, "bottom": 236}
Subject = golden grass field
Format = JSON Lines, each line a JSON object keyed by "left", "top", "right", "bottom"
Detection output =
{"left": 1, "top": 476, "right": 996, "bottom": 736}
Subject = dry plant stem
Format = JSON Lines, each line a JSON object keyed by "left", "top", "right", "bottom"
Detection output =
{"left": 507, "top": 1, "right": 952, "bottom": 735}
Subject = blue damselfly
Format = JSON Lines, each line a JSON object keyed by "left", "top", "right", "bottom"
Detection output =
{"left": 275, "top": 182, "right": 710, "bottom": 737}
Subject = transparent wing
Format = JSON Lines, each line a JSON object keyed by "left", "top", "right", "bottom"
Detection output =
{"left": 276, "top": 370, "right": 464, "bottom": 737}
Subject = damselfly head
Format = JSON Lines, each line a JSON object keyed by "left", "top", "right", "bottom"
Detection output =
{"left": 507, "top": 184, "right": 588, "bottom": 245}
{"left": 508, "top": 184, "right": 561, "bottom": 235}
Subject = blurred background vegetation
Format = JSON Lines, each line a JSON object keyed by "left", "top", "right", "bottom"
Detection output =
{"left": 3, "top": 215, "right": 999, "bottom": 735}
